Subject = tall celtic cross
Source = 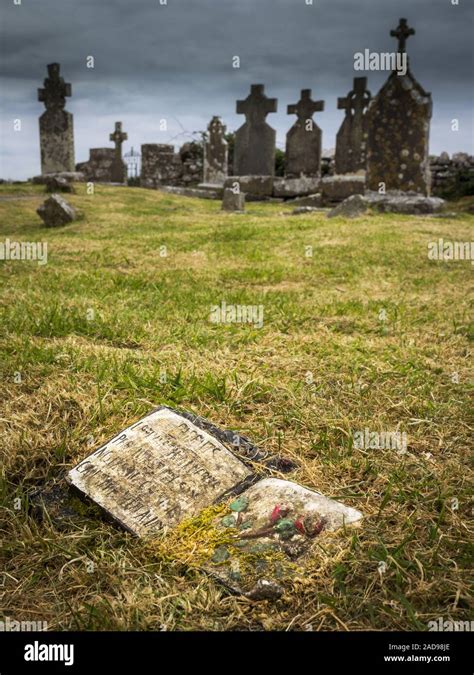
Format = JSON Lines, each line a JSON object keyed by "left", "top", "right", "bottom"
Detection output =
{"left": 110, "top": 122, "right": 128, "bottom": 160}
{"left": 337, "top": 77, "right": 371, "bottom": 118}
{"left": 287, "top": 89, "right": 324, "bottom": 125}
{"left": 390, "top": 17, "right": 415, "bottom": 53}
{"left": 236, "top": 84, "right": 277, "bottom": 125}
{"left": 38, "top": 63, "right": 71, "bottom": 112}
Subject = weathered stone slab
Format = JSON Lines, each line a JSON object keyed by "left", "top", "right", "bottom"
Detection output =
{"left": 364, "top": 191, "right": 445, "bottom": 214}
{"left": 45, "top": 175, "right": 74, "bottom": 193}
{"left": 224, "top": 175, "right": 273, "bottom": 201}
{"left": 321, "top": 175, "right": 366, "bottom": 204}
{"left": 67, "top": 408, "right": 257, "bottom": 537}
{"left": 286, "top": 192, "right": 322, "bottom": 207}
{"left": 335, "top": 77, "right": 371, "bottom": 174}
{"left": 141, "top": 144, "right": 180, "bottom": 188}
{"left": 38, "top": 63, "right": 75, "bottom": 174}
{"left": 32, "top": 171, "right": 84, "bottom": 185}
{"left": 158, "top": 185, "right": 221, "bottom": 200}
{"left": 204, "top": 478, "right": 363, "bottom": 597}
{"left": 222, "top": 188, "right": 245, "bottom": 212}
{"left": 273, "top": 176, "right": 320, "bottom": 198}
{"left": 203, "top": 116, "right": 228, "bottom": 185}
{"left": 234, "top": 85, "right": 277, "bottom": 176}
{"left": 37, "top": 194, "right": 77, "bottom": 227}
{"left": 366, "top": 19, "right": 432, "bottom": 195}
{"left": 286, "top": 89, "right": 324, "bottom": 178}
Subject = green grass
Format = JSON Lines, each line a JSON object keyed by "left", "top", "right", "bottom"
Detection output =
{"left": 0, "top": 183, "right": 472, "bottom": 631}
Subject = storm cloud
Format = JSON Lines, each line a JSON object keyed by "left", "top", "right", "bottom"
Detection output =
{"left": 1, "top": 0, "right": 473, "bottom": 179}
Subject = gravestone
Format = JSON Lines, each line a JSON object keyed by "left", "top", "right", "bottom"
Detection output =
{"left": 203, "top": 116, "right": 228, "bottom": 185}
{"left": 222, "top": 187, "right": 245, "bottom": 212}
{"left": 335, "top": 77, "right": 371, "bottom": 174}
{"left": 286, "top": 89, "right": 324, "bottom": 177}
{"left": 140, "top": 144, "right": 181, "bottom": 188}
{"left": 67, "top": 407, "right": 362, "bottom": 597}
{"left": 37, "top": 194, "right": 77, "bottom": 227}
{"left": 38, "top": 63, "right": 75, "bottom": 174}
{"left": 234, "top": 84, "right": 277, "bottom": 176}
{"left": 366, "top": 19, "right": 432, "bottom": 195}
{"left": 109, "top": 122, "right": 128, "bottom": 183}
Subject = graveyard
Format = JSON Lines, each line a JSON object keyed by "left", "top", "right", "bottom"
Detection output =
{"left": 0, "top": 177, "right": 472, "bottom": 630}
{"left": 0, "top": 1, "right": 473, "bottom": 646}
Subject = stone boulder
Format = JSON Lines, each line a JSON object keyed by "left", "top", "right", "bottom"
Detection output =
{"left": 327, "top": 194, "right": 368, "bottom": 218}
{"left": 45, "top": 175, "right": 75, "bottom": 193}
{"left": 37, "top": 194, "right": 77, "bottom": 227}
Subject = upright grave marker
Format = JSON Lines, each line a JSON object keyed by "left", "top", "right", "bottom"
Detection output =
{"left": 38, "top": 63, "right": 75, "bottom": 174}
{"left": 286, "top": 89, "right": 324, "bottom": 177}
{"left": 335, "top": 77, "right": 371, "bottom": 174}
{"left": 366, "top": 19, "right": 432, "bottom": 195}
{"left": 234, "top": 84, "right": 277, "bottom": 176}
{"left": 109, "top": 121, "right": 128, "bottom": 183}
{"left": 203, "top": 116, "right": 228, "bottom": 185}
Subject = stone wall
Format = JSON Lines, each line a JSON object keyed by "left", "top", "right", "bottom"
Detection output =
{"left": 429, "top": 152, "right": 474, "bottom": 198}
{"left": 141, "top": 142, "right": 203, "bottom": 188}
{"left": 76, "top": 148, "right": 115, "bottom": 182}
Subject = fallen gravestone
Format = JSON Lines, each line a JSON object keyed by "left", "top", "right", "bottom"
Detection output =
{"left": 222, "top": 188, "right": 245, "bottom": 212}
{"left": 292, "top": 206, "right": 322, "bottom": 215}
{"left": 37, "top": 194, "right": 77, "bottom": 227}
{"left": 327, "top": 191, "right": 445, "bottom": 218}
{"left": 45, "top": 175, "right": 74, "bottom": 193}
{"left": 67, "top": 406, "right": 362, "bottom": 598}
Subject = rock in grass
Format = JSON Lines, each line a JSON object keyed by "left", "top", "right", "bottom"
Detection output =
{"left": 37, "top": 194, "right": 77, "bottom": 227}
{"left": 327, "top": 194, "right": 368, "bottom": 219}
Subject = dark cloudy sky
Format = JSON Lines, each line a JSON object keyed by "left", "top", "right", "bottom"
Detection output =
{"left": 1, "top": 0, "right": 473, "bottom": 179}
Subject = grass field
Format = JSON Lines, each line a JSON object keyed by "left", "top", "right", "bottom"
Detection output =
{"left": 0, "top": 182, "right": 472, "bottom": 631}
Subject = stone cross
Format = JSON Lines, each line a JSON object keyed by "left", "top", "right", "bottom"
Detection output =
{"left": 337, "top": 77, "right": 371, "bottom": 119}
{"left": 367, "top": 19, "right": 432, "bottom": 195}
{"left": 285, "top": 89, "right": 324, "bottom": 178}
{"left": 110, "top": 122, "right": 128, "bottom": 161}
{"left": 109, "top": 122, "right": 128, "bottom": 183}
{"left": 203, "top": 116, "right": 228, "bottom": 184}
{"left": 37, "top": 63, "right": 75, "bottom": 175}
{"left": 335, "top": 78, "right": 371, "bottom": 174}
{"left": 38, "top": 63, "right": 71, "bottom": 112}
{"left": 390, "top": 17, "right": 415, "bottom": 53}
{"left": 234, "top": 84, "right": 278, "bottom": 176}
{"left": 287, "top": 89, "right": 324, "bottom": 125}
{"left": 236, "top": 84, "right": 277, "bottom": 125}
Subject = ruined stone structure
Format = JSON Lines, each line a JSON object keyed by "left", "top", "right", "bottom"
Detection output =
{"left": 38, "top": 63, "right": 75, "bottom": 174}
{"left": 76, "top": 148, "right": 116, "bottom": 182}
{"left": 140, "top": 142, "right": 203, "bottom": 188}
{"left": 335, "top": 77, "right": 371, "bottom": 174}
{"left": 286, "top": 89, "right": 324, "bottom": 177}
{"left": 234, "top": 84, "right": 277, "bottom": 176}
{"left": 203, "top": 116, "right": 228, "bottom": 185}
{"left": 366, "top": 19, "right": 432, "bottom": 195}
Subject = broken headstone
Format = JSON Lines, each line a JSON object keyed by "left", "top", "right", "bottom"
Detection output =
{"left": 37, "top": 194, "right": 77, "bottom": 227}
{"left": 222, "top": 188, "right": 245, "bottom": 212}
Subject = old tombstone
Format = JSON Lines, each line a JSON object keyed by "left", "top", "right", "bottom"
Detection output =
{"left": 38, "top": 63, "right": 75, "bottom": 175}
{"left": 45, "top": 175, "right": 74, "bottom": 193}
{"left": 222, "top": 187, "right": 245, "bottom": 212}
{"left": 366, "top": 19, "right": 433, "bottom": 195}
{"left": 203, "top": 116, "right": 228, "bottom": 185}
{"left": 140, "top": 144, "right": 181, "bottom": 188}
{"left": 37, "top": 194, "right": 77, "bottom": 227}
{"left": 335, "top": 77, "right": 371, "bottom": 174}
{"left": 286, "top": 89, "right": 324, "bottom": 177}
{"left": 109, "top": 122, "right": 128, "bottom": 183}
{"left": 67, "top": 406, "right": 363, "bottom": 598}
{"left": 234, "top": 84, "right": 277, "bottom": 176}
